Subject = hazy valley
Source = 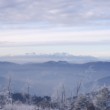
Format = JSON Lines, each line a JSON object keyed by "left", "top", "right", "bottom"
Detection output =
{"left": 0, "top": 60, "right": 110, "bottom": 96}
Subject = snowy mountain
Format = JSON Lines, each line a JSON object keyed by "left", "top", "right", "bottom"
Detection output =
{"left": 0, "top": 54, "right": 98, "bottom": 64}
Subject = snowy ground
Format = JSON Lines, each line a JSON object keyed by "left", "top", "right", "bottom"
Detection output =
{"left": 1, "top": 104, "right": 58, "bottom": 110}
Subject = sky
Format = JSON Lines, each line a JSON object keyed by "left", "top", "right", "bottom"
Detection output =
{"left": 0, "top": 0, "right": 110, "bottom": 57}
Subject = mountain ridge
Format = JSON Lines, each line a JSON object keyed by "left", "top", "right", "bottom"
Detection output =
{"left": 0, "top": 61, "right": 110, "bottom": 95}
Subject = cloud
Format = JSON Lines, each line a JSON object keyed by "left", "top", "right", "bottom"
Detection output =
{"left": 0, "top": 0, "right": 110, "bottom": 26}
{"left": 0, "top": 29, "right": 110, "bottom": 43}
{"left": 0, "top": 29, "right": 110, "bottom": 47}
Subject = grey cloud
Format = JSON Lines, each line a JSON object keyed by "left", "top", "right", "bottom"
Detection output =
{"left": 0, "top": 0, "right": 110, "bottom": 26}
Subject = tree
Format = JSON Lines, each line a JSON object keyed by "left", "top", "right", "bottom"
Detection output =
{"left": 94, "top": 87, "right": 110, "bottom": 110}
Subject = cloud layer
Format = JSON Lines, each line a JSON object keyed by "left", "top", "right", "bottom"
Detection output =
{"left": 0, "top": 29, "right": 110, "bottom": 41}
{"left": 0, "top": 0, "right": 110, "bottom": 26}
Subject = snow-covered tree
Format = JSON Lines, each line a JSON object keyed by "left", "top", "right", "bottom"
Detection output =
{"left": 94, "top": 87, "right": 110, "bottom": 110}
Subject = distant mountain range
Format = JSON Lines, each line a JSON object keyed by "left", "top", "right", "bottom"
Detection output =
{"left": 0, "top": 61, "right": 110, "bottom": 96}
{"left": 0, "top": 53, "right": 101, "bottom": 64}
